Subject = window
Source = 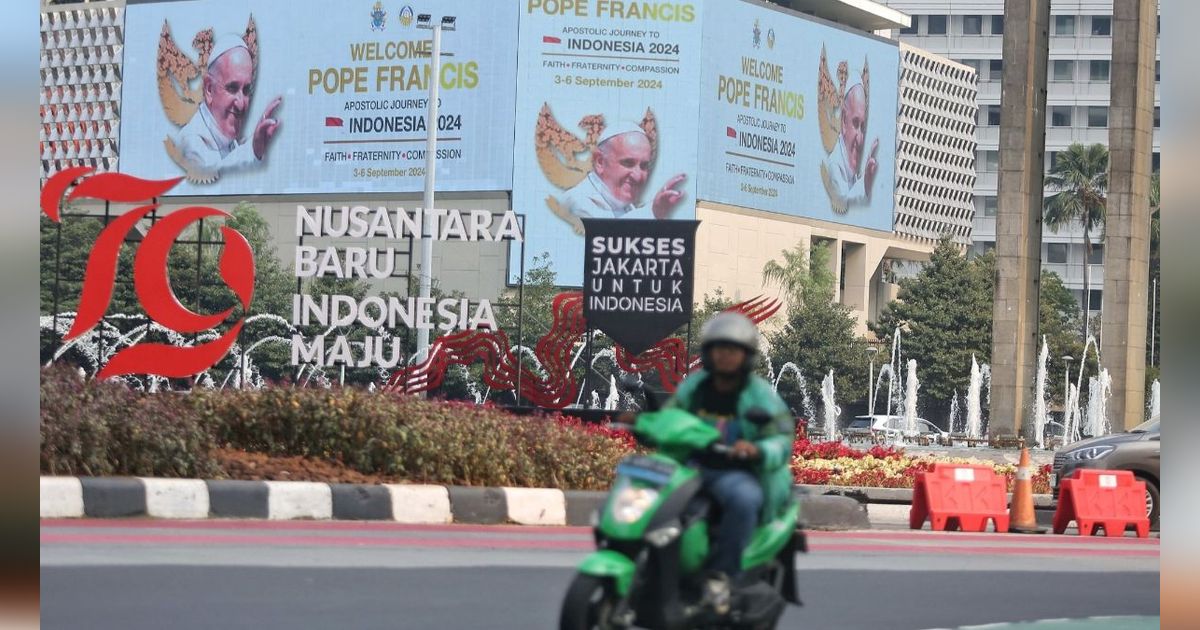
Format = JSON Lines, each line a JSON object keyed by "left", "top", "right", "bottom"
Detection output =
{"left": 1153, "top": 152, "right": 1161, "bottom": 171}
{"left": 1047, "top": 151, "right": 1061, "bottom": 170}
{"left": 1092, "top": 16, "right": 1112, "bottom": 36}
{"left": 978, "top": 150, "right": 999, "bottom": 171}
{"left": 1089, "top": 60, "right": 1110, "bottom": 81}
{"left": 991, "top": 15, "right": 1005, "bottom": 35}
{"left": 982, "top": 196, "right": 998, "bottom": 216}
{"left": 900, "top": 19, "right": 918, "bottom": 35}
{"left": 1154, "top": 106, "right": 1160, "bottom": 128}
{"left": 1047, "top": 243, "right": 1068, "bottom": 263}
{"left": 1089, "top": 244, "right": 1104, "bottom": 265}
{"left": 963, "top": 15, "right": 983, "bottom": 35}
{"left": 1052, "top": 60, "right": 1075, "bottom": 81}
{"left": 927, "top": 14, "right": 947, "bottom": 35}
{"left": 1050, "top": 106, "right": 1073, "bottom": 127}
{"left": 984, "top": 104, "right": 1001, "bottom": 126}
{"left": 1156, "top": 60, "right": 1161, "bottom": 82}
{"left": 989, "top": 59, "right": 1004, "bottom": 80}
{"left": 959, "top": 59, "right": 983, "bottom": 75}
{"left": 1088, "top": 289, "right": 1103, "bottom": 311}
{"left": 1087, "top": 106, "right": 1108, "bottom": 128}
{"left": 1055, "top": 15, "right": 1076, "bottom": 35}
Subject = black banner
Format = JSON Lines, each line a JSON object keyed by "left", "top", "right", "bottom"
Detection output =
{"left": 582, "top": 219, "right": 699, "bottom": 356}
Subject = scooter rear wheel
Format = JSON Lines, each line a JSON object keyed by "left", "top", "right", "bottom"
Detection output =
{"left": 560, "top": 574, "right": 624, "bottom": 630}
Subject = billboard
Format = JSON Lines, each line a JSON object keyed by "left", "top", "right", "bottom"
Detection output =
{"left": 510, "top": 1, "right": 705, "bottom": 286}
{"left": 697, "top": 0, "right": 899, "bottom": 232}
{"left": 119, "top": 0, "right": 518, "bottom": 196}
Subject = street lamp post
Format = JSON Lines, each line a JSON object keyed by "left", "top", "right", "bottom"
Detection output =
{"left": 867, "top": 346, "right": 879, "bottom": 417}
{"left": 414, "top": 14, "right": 456, "bottom": 364}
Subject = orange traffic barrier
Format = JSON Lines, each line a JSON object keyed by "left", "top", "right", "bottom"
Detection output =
{"left": 1008, "top": 447, "right": 1045, "bottom": 534}
{"left": 910, "top": 463, "right": 1010, "bottom": 532}
{"left": 1052, "top": 469, "right": 1151, "bottom": 538}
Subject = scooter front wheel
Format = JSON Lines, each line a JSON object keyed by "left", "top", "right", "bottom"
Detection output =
{"left": 559, "top": 574, "right": 625, "bottom": 630}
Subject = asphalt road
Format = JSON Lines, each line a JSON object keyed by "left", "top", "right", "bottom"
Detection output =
{"left": 41, "top": 520, "right": 1159, "bottom": 630}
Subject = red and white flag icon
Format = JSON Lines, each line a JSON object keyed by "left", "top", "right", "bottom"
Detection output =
{"left": 726, "top": 126, "right": 737, "bottom": 138}
{"left": 325, "top": 117, "right": 344, "bottom": 127}
{"left": 543, "top": 35, "right": 561, "bottom": 44}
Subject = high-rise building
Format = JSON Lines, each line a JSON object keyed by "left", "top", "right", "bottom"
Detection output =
{"left": 881, "top": 1, "right": 1161, "bottom": 318}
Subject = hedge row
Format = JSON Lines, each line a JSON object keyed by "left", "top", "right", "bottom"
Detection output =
{"left": 40, "top": 365, "right": 632, "bottom": 490}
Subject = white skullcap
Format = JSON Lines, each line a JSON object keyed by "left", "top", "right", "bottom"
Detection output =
{"left": 597, "top": 122, "right": 649, "bottom": 147}
{"left": 207, "top": 33, "right": 251, "bottom": 69}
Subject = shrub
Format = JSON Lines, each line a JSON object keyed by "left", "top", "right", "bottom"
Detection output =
{"left": 40, "top": 365, "right": 220, "bottom": 478}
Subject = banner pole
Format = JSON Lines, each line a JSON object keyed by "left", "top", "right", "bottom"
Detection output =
{"left": 416, "top": 21, "right": 442, "bottom": 364}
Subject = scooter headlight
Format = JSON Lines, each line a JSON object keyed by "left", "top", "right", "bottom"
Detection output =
{"left": 612, "top": 485, "right": 659, "bottom": 524}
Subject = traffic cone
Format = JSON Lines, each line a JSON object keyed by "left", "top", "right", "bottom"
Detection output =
{"left": 1008, "top": 447, "right": 1046, "bottom": 534}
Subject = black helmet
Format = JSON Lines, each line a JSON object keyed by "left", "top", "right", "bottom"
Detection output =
{"left": 700, "top": 312, "right": 759, "bottom": 373}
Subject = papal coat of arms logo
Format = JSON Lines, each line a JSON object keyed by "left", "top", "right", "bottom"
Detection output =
{"left": 371, "top": 2, "right": 387, "bottom": 31}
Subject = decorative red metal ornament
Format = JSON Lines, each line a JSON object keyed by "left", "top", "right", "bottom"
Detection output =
{"left": 41, "top": 169, "right": 255, "bottom": 379}
{"left": 386, "top": 293, "right": 781, "bottom": 408}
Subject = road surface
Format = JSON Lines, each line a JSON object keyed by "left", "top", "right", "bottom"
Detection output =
{"left": 41, "top": 519, "right": 1159, "bottom": 629}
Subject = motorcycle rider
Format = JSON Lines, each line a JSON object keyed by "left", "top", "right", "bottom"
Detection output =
{"left": 665, "top": 312, "right": 795, "bottom": 614}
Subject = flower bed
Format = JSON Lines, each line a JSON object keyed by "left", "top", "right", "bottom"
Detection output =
{"left": 793, "top": 453, "right": 1054, "bottom": 494}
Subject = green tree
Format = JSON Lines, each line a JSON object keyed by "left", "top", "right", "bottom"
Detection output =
{"left": 762, "top": 241, "right": 869, "bottom": 417}
{"left": 687, "top": 287, "right": 735, "bottom": 356}
{"left": 872, "top": 238, "right": 994, "bottom": 420}
{"left": 1044, "top": 143, "right": 1108, "bottom": 320}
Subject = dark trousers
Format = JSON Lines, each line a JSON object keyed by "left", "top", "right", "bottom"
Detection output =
{"left": 700, "top": 467, "right": 764, "bottom": 577}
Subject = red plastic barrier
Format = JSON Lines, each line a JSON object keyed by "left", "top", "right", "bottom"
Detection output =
{"left": 1052, "top": 469, "right": 1151, "bottom": 538}
{"left": 909, "top": 463, "right": 1010, "bottom": 532}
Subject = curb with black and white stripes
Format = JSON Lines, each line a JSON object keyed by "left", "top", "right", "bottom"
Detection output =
{"left": 40, "top": 476, "right": 600, "bottom": 525}
{"left": 41, "top": 476, "right": 875, "bottom": 529}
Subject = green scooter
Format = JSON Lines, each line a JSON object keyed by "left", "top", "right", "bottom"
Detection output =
{"left": 559, "top": 380, "right": 805, "bottom": 630}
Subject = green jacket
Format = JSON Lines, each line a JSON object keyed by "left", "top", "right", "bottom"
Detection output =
{"left": 666, "top": 370, "right": 796, "bottom": 522}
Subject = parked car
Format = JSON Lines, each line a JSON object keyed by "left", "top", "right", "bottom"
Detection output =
{"left": 843, "top": 415, "right": 949, "bottom": 444}
{"left": 1053, "top": 415, "right": 1160, "bottom": 527}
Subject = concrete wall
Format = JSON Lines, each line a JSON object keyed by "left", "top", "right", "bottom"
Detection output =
{"left": 693, "top": 202, "right": 932, "bottom": 337}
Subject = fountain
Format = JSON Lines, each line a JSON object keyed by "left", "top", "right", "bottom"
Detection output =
{"left": 903, "top": 359, "right": 919, "bottom": 437}
{"left": 819, "top": 370, "right": 840, "bottom": 441}
{"left": 871, "top": 363, "right": 897, "bottom": 418}
{"left": 1064, "top": 382, "right": 1082, "bottom": 443}
{"left": 1085, "top": 368, "right": 1113, "bottom": 438}
{"left": 947, "top": 390, "right": 960, "bottom": 436}
{"left": 1147, "top": 379, "right": 1160, "bottom": 420}
{"left": 772, "top": 362, "right": 816, "bottom": 421}
{"left": 965, "top": 355, "right": 984, "bottom": 440}
{"left": 1032, "top": 336, "right": 1049, "bottom": 449}
{"left": 604, "top": 375, "right": 620, "bottom": 410}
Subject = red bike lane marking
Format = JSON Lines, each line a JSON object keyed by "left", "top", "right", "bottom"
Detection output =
{"left": 811, "top": 530, "right": 1160, "bottom": 546}
{"left": 40, "top": 532, "right": 595, "bottom": 550}
{"left": 40, "top": 519, "right": 591, "bottom": 536}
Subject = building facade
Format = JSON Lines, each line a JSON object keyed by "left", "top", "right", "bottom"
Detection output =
{"left": 881, "top": 0, "right": 1161, "bottom": 317}
{"left": 39, "top": 0, "right": 976, "bottom": 343}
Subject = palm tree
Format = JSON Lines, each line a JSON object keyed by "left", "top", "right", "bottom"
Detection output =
{"left": 1044, "top": 143, "right": 1108, "bottom": 332}
{"left": 762, "top": 241, "right": 835, "bottom": 308}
